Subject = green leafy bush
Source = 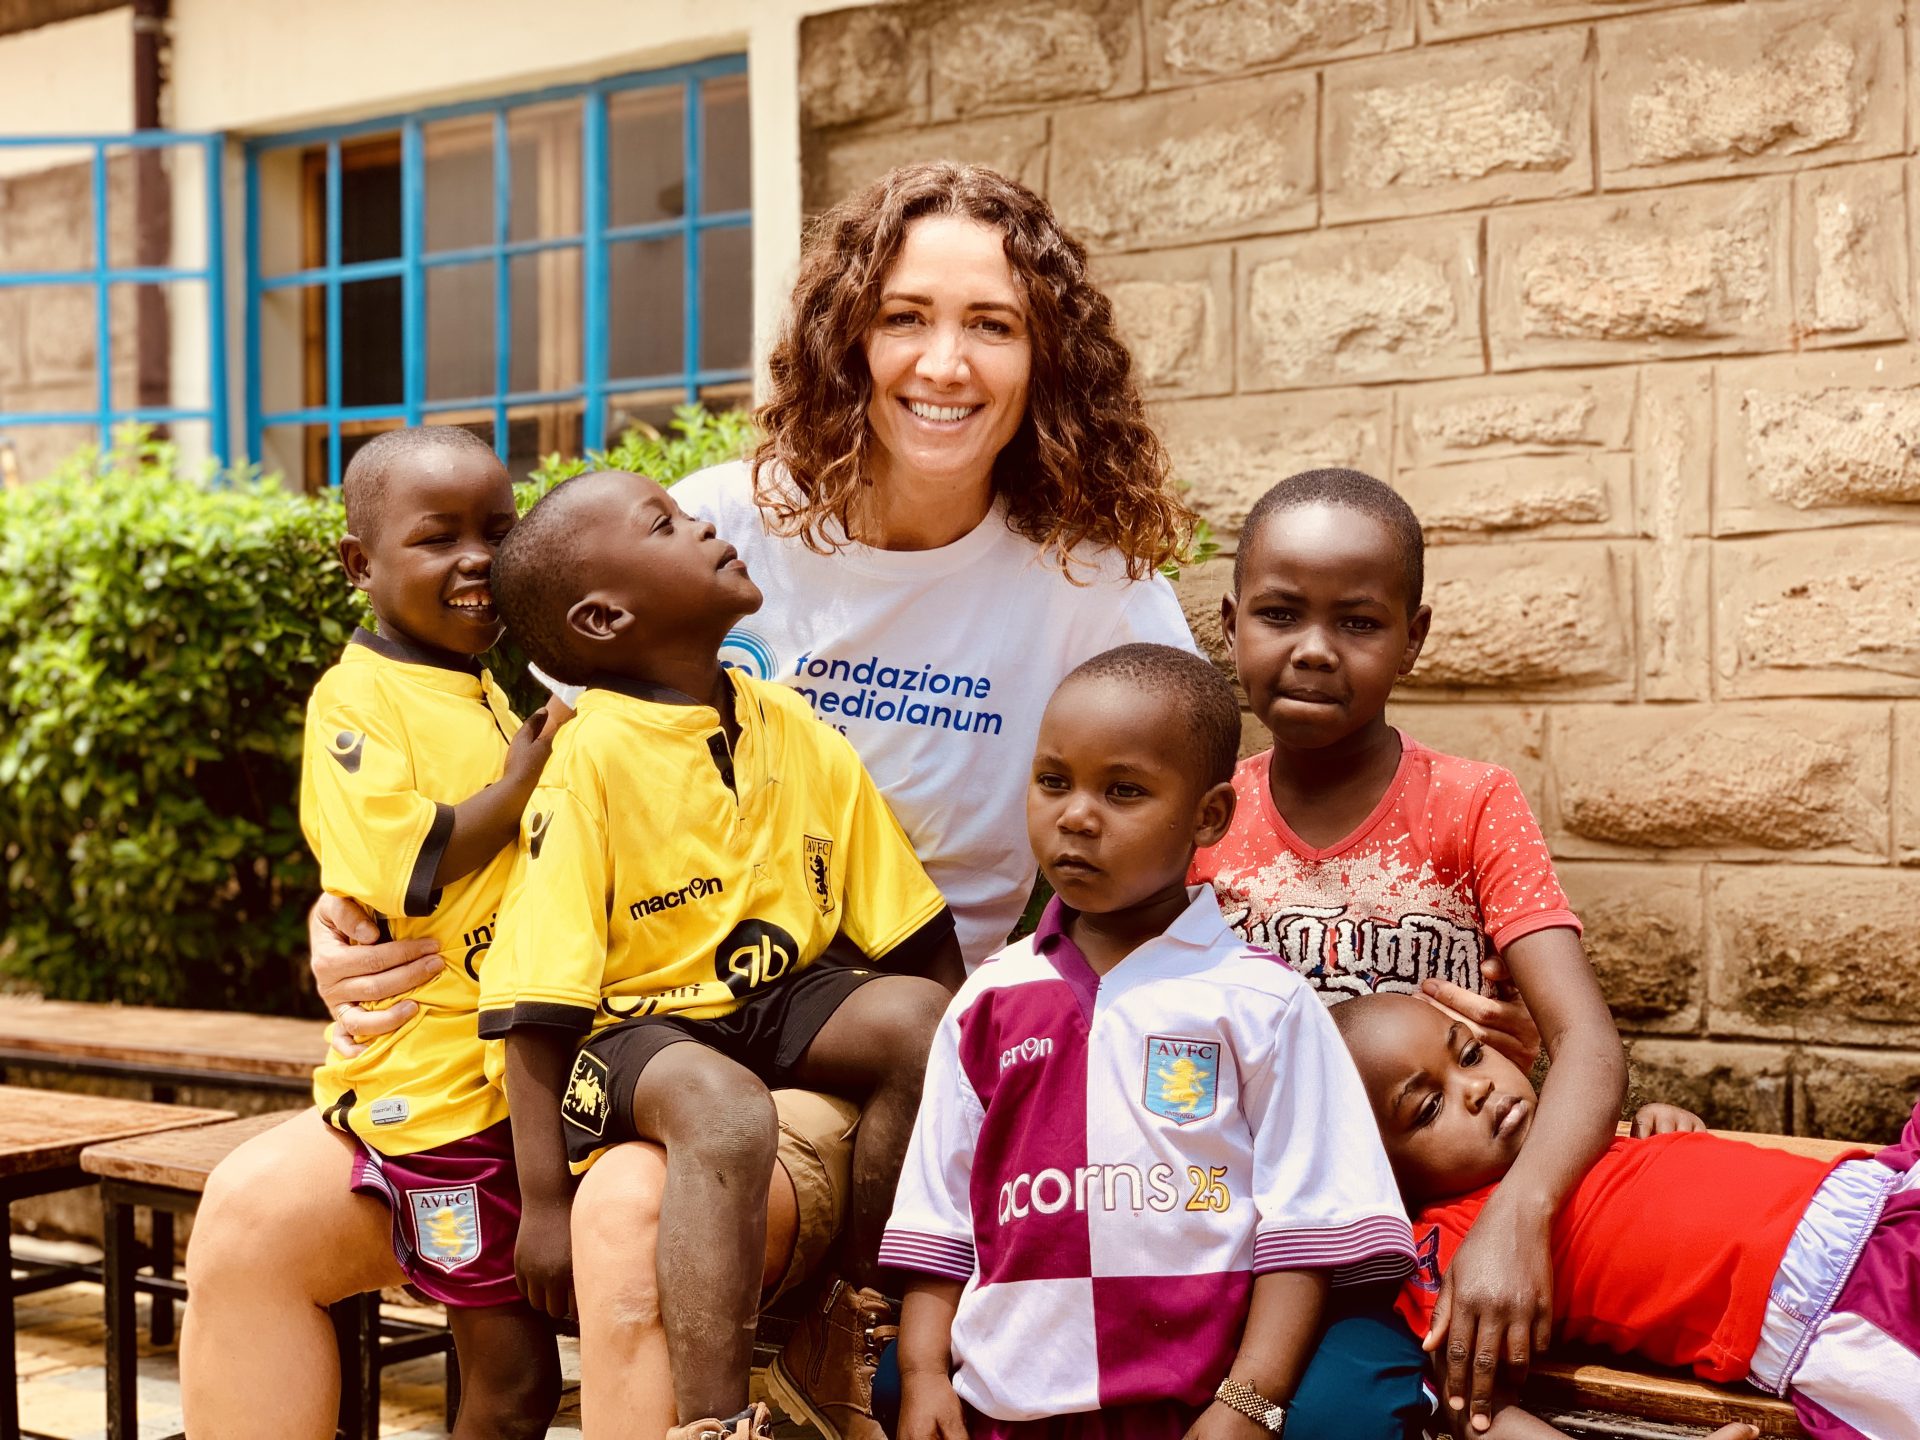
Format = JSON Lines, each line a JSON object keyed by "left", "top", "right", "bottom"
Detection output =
{"left": 0, "top": 431, "right": 358, "bottom": 1011}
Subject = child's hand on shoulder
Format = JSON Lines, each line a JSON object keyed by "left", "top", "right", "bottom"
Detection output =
{"left": 1629, "top": 1103, "right": 1707, "bottom": 1137}
{"left": 513, "top": 1195, "right": 574, "bottom": 1320}
{"left": 505, "top": 703, "right": 569, "bottom": 783}
{"left": 898, "top": 1368, "right": 967, "bottom": 1440}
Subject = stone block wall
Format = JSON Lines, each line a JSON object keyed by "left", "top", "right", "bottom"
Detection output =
{"left": 801, "top": 0, "right": 1920, "bottom": 1139}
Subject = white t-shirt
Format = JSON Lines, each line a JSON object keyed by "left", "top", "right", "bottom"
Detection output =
{"left": 665, "top": 460, "right": 1198, "bottom": 966}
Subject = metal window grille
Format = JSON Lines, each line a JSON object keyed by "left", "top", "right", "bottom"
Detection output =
{"left": 244, "top": 54, "right": 751, "bottom": 488}
{"left": 0, "top": 131, "right": 229, "bottom": 466}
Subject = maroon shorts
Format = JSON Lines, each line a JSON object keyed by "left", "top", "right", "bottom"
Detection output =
{"left": 349, "top": 1118, "right": 523, "bottom": 1308}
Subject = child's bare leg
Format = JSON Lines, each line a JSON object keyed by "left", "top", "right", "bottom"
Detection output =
{"left": 629, "top": 1043, "right": 781, "bottom": 1423}
{"left": 573, "top": 1140, "right": 801, "bottom": 1440}
{"left": 444, "top": 1301, "right": 561, "bottom": 1440}
{"left": 787, "top": 975, "right": 947, "bottom": 1288}
{"left": 183, "top": 1110, "right": 406, "bottom": 1440}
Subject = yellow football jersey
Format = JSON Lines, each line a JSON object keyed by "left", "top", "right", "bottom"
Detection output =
{"left": 303, "top": 630, "right": 520, "bottom": 1156}
{"left": 479, "top": 670, "right": 946, "bottom": 1048}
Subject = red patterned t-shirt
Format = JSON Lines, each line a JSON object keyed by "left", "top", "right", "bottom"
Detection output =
{"left": 1188, "top": 735, "right": 1578, "bottom": 1003}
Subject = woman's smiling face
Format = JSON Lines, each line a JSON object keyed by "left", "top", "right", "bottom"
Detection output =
{"left": 862, "top": 214, "right": 1033, "bottom": 501}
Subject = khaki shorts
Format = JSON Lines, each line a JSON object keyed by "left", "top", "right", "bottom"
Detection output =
{"left": 768, "top": 1088, "right": 859, "bottom": 1305}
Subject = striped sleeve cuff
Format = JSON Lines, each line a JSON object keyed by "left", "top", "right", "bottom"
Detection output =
{"left": 877, "top": 1230, "right": 975, "bottom": 1281}
{"left": 1254, "top": 1214, "right": 1416, "bottom": 1286}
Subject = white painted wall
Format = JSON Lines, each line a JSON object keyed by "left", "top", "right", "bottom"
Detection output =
{"left": 0, "top": 9, "right": 133, "bottom": 178}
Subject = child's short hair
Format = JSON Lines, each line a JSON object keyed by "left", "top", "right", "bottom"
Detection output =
{"left": 1063, "top": 642, "right": 1241, "bottom": 788}
{"left": 341, "top": 425, "right": 499, "bottom": 541}
{"left": 1235, "top": 468, "right": 1425, "bottom": 611}
{"left": 492, "top": 474, "right": 592, "bottom": 684}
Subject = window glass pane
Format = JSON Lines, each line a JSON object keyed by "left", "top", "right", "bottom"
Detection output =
{"left": 606, "top": 237, "right": 684, "bottom": 383}
{"left": 508, "top": 100, "right": 582, "bottom": 242}
{"left": 258, "top": 284, "right": 322, "bottom": 415}
{"left": 262, "top": 423, "right": 315, "bottom": 492}
{"left": 608, "top": 85, "right": 684, "bottom": 227}
{"left": 510, "top": 249, "right": 583, "bottom": 396}
{"left": 0, "top": 144, "right": 94, "bottom": 272}
{"left": 108, "top": 142, "right": 208, "bottom": 271}
{"left": 111, "top": 281, "right": 209, "bottom": 412}
{"left": 425, "top": 116, "right": 495, "bottom": 254}
{"left": 604, "top": 388, "right": 683, "bottom": 450}
{"left": 338, "top": 137, "right": 402, "bottom": 264}
{"left": 339, "top": 276, "right": 403, "bottom": 408}
{"left": 697, "top": 380, "right": 753, "bottom": 416}
{"left": 505, "top": 402, "right": 583, "bottom": 482}
{"left": 19, "top": 283, "right": 102, "bottom": 400}
{"left": 701, "top": 73, "right": 750, "bottom": 215}
{"left": 255, "top": 148, "right": 307, "bottom": 278}
{"left": 698, "top": 226, "right": 752, "bottom": 374}
{"left": 427, "top": 263, "right": 494, "bottom": 402}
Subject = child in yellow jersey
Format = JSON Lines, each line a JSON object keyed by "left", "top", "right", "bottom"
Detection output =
{"left": 482, "top": 470, "right": 964, "bottom": 1440}
{"left": 301, "top": 426, "right": 564, "bottom": 1436}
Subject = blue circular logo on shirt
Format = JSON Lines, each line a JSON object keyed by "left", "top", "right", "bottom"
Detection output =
{"left": 719, "top": 627, "right": 778, "bottom": 681}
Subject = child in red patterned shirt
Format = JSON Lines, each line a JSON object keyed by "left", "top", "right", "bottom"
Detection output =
{"left": 1338, "top": 990, "right": 1920, "bottom": 1440}
{"left": 1189, "top": 470, "right": 1625, "bottom": 1432}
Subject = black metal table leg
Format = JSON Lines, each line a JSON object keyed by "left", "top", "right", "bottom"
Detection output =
{"left": 102, "top": 1194, "right": 137, "bottom": 1440}
{"left": 330, "top": 1291, "right": 380, "bottom": 1440}
{"left": 1, "top": 1197, "right": 18, "bottom": 1440}
{"left": 146, "top": 1209, "right": 174, "bottom": 1346}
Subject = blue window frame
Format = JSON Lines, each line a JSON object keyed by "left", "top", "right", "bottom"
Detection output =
{"left": 244, "top": 54, "right": 751, "bottom": 489}
{"left": 0, "top": 131, "right": 229, "bottom": 468}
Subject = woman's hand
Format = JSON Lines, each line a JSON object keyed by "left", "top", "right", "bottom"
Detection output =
{"left": 309, "top": 894, "right": 442, "bottom": 1058}
{"left": 1422, "top": 950, "right": 1541, "bottom": 1070}
{"left": 1425, "top": 1190, "right": 1555, "bottom": 1434}
{"left": 897, "top": 1370, "right": 967, "bottom": 1440}
{"left": 1630, "top": 1103, "right": 1707, "bottom": 1137}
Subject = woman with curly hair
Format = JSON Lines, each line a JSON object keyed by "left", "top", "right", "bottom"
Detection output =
{"left": 306, "top": 164, "right": 1424, "bottom": 1440}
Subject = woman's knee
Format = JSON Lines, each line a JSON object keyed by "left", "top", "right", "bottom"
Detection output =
{"left": 572, "top": 1146, "right": 668, "bottom": 1325}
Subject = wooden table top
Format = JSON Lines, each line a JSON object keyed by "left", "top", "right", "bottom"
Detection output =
{"left": 0, "top": 1087, "right": 232, "bottom": 1179}
{"left": 81, "top": 1110, "right": 299, "bottom": 1191}
{"left": 0, "top": 996, "right": 327, "bottom": 1081}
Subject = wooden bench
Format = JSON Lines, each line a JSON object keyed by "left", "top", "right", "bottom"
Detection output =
{"left": 79, "top": 1110, "right": 458, "bottom": 1440}
{"left": 1518, "top": 1129, "right": 1867, "bottom": 1439}
{"left": 0, "top": 1086, "right": 231, "bottom": 1440}
{"left": 0, "top": 996, "right": 325, "bottom": 1100}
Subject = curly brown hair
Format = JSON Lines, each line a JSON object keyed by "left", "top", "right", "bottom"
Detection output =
{"left": 753, "top": 161, "right": 1191, "bottom": 581}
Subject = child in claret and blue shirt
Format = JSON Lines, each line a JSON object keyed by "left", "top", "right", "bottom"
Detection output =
{"left": 885, "top": 643, "right": 1416, "bottom": 1440}
{"left": 1189, "top": 469, "right": 1627, "bottom": 1434}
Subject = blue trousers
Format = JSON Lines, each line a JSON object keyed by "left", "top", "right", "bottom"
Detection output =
{"left": 871, "top": 1283, "right": 1427, "bottom": 1439}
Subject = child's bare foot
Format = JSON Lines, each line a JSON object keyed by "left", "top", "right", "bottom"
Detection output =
{"left": 667, "top": 1401, "right": 773, "bottom": 1440}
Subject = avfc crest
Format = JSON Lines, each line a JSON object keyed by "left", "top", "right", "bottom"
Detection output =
{"left": 527, "top": 810, "right": 551, "bottom": 860}
{"left": 408, "top": 1186, "right": 480, "bottom": 1272}
{"left": 562, "top": 1050, "right": 611, "bottom": 1137}
{"left": 1142, "top": 1035, "right": 1221, "bottom": 1125}
{"left": 803, "top": 835, "right": 835, "bottom": 915}
{"left": 327, "top": 730, "right": 366, "bottom": 774}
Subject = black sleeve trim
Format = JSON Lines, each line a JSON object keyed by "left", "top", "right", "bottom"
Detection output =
{"left": 403, "top": 802, "right": 455, "bottom": 917}
{"left": 872, "top": 906, "right": 957, "bottom": 978}
{"left": 477, "top": 1000, "right": 597, "bottom": 1039}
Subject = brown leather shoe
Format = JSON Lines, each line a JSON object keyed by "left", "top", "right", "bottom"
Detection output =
{"left": 765, "top": 1277, "right": 898, "bottom": 1440}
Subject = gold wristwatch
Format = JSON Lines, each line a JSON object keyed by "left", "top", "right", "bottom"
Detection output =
{"left": 1215, "top": 1378, "right": 1287, "bottom": 1434}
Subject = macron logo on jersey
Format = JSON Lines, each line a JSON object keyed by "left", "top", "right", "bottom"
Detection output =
{"left": 628, "top": 875, "right": 724, "bottom": 921}
{"left": 1000, "top": 1036, "right": 1054, "bottom": 1071}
